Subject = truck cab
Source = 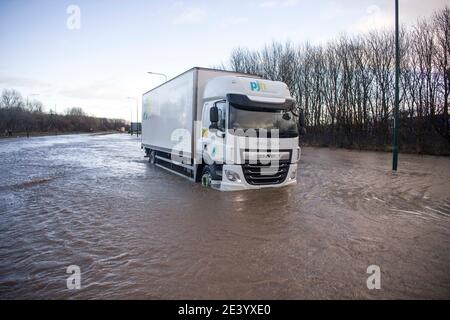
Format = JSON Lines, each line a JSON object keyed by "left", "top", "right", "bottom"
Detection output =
{"left": 197, "top": 76, "right": 301, "bottom": 191}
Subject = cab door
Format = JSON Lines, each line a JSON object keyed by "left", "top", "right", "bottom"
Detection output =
{"left": 201, "top": 101, "right": 226, "bottom": 165}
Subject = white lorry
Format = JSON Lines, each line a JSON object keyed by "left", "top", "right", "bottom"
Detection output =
{"left": 141, "top": 67, "right": 305, "bottom": 191}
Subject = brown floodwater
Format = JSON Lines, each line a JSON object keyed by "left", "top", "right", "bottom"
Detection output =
{"left": 0, "top": 133, "right": 449, "bottom": 299}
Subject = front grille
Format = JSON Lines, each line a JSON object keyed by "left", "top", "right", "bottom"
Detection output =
{"left": 242, "top": 160, "right": 290, "bottom": 185}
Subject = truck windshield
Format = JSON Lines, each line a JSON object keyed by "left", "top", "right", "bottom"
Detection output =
{"left": 228, "top": 104, "right": 298, "bottom": 138}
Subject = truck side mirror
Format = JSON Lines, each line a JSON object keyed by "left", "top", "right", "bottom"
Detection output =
{"left": 210, "top": 106, "right": 219, "bottom": 123}
{"left": 298, "top": 109, "right": 306, "bottom": 136}
{"left": 209, "top": 106, "right": 219, "bottom": 130}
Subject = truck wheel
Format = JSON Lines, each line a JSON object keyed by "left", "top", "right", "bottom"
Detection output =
{"left": 149, "top": 150, "right": 156, "bottom": 164}
{"left": 201, "top": 166, "right": 212, "bottom": 187}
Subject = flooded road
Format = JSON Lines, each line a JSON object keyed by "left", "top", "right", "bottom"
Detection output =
{"left": 0, "top": 133, "right": 449, "bottom": 299}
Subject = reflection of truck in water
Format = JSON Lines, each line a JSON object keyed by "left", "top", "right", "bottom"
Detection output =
{"left": 141, "top": 67, "right": 305, "bottom": 191}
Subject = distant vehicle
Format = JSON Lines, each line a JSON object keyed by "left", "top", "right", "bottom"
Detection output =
{"left": 141, "top": 67, "right": 305, "bottom": 191}
{"left": 129, "top": 122, "right": 141, "bottom": 135}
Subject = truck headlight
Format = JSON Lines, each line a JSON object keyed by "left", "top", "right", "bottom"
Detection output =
{"left": 290, "top": 169, "right": 297, "bottom": 180}
{"left": 225, "top": 169, "right": 241, "bottom": 182}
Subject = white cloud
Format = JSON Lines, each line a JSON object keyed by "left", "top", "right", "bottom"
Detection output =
{"left": 320, "top": 1, "right": 345, "bottom": 20}
{"left": 282, "top": 0, "right": 299, "bottom": 7}
{"left": 352, "top": 4, "right": 393, "bottom": 32}
{"left": 59, "top": 79, "right": 128, "bottom": 101}
{"left": 259, "top": 0, "right": 299, "bottom": 8}
{"left": 0, "top": 76, "right": 51, "bottom": 89}
{"left": 173, "top": 7, "right": 207, "bottom": 25}
{"left": 220, "top": 17, "right": 249, "bottom": 28}
{"left": 260, "top": 1, "right": 278, "bottom": 8}
{"left": 171, "top": 1, "right": 184, "bottom": 9}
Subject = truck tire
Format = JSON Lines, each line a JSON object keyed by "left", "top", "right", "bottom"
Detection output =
{"left": 201, "top": 166, "right": 212, "bottom": 187}
{"left": 149, "top": 150, "right": 156, "bottom": 164}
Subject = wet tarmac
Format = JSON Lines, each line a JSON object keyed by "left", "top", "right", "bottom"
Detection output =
{"left": 0, "top": 133, "right": 449, "bottom": 299}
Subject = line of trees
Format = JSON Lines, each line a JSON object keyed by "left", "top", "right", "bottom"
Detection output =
{"left": 225, "top": 7, "right": 450, "bottom": 155}
{"left": 0, "top": 89, "right": 127, "bottom": 136}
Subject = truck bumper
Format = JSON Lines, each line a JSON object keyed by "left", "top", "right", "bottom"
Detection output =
{"left": 218, "top": 163, "right": 298, "bottom": 191}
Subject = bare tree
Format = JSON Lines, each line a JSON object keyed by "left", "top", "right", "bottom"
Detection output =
{"left": 223, "top": 6, "right": 450, "bottom": 154}
{"left": 0, "top": 90, "right": 126, "bottom": 135}
{"left": 65, "top": 107, "right": 86, "bottom": 117}
{"left": 1, "top": 89, "right": 24, "bottom": 109}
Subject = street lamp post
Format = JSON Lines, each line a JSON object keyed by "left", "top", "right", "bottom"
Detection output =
{"left": 147, "top": 71, "right": 168, "bottom": 82}
{"left": 392, "top": 0, "right": 400, "bottom": 171}
{"left": 127, "top": 104, "right": 133, "bottom": 135}
{"left": 127, "top": 96, "right": 139, "bottom": 138}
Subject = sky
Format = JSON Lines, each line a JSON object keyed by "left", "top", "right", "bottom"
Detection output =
{"left": 0, "top": 0, "right": 448, "bottom": 121}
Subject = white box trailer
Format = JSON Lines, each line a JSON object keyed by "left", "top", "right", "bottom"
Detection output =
{"left": 142, "top": 67, "right": 252, "bottom": 161}
{"left": 142, "top": 67, "right": 304, "bottom": 191}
